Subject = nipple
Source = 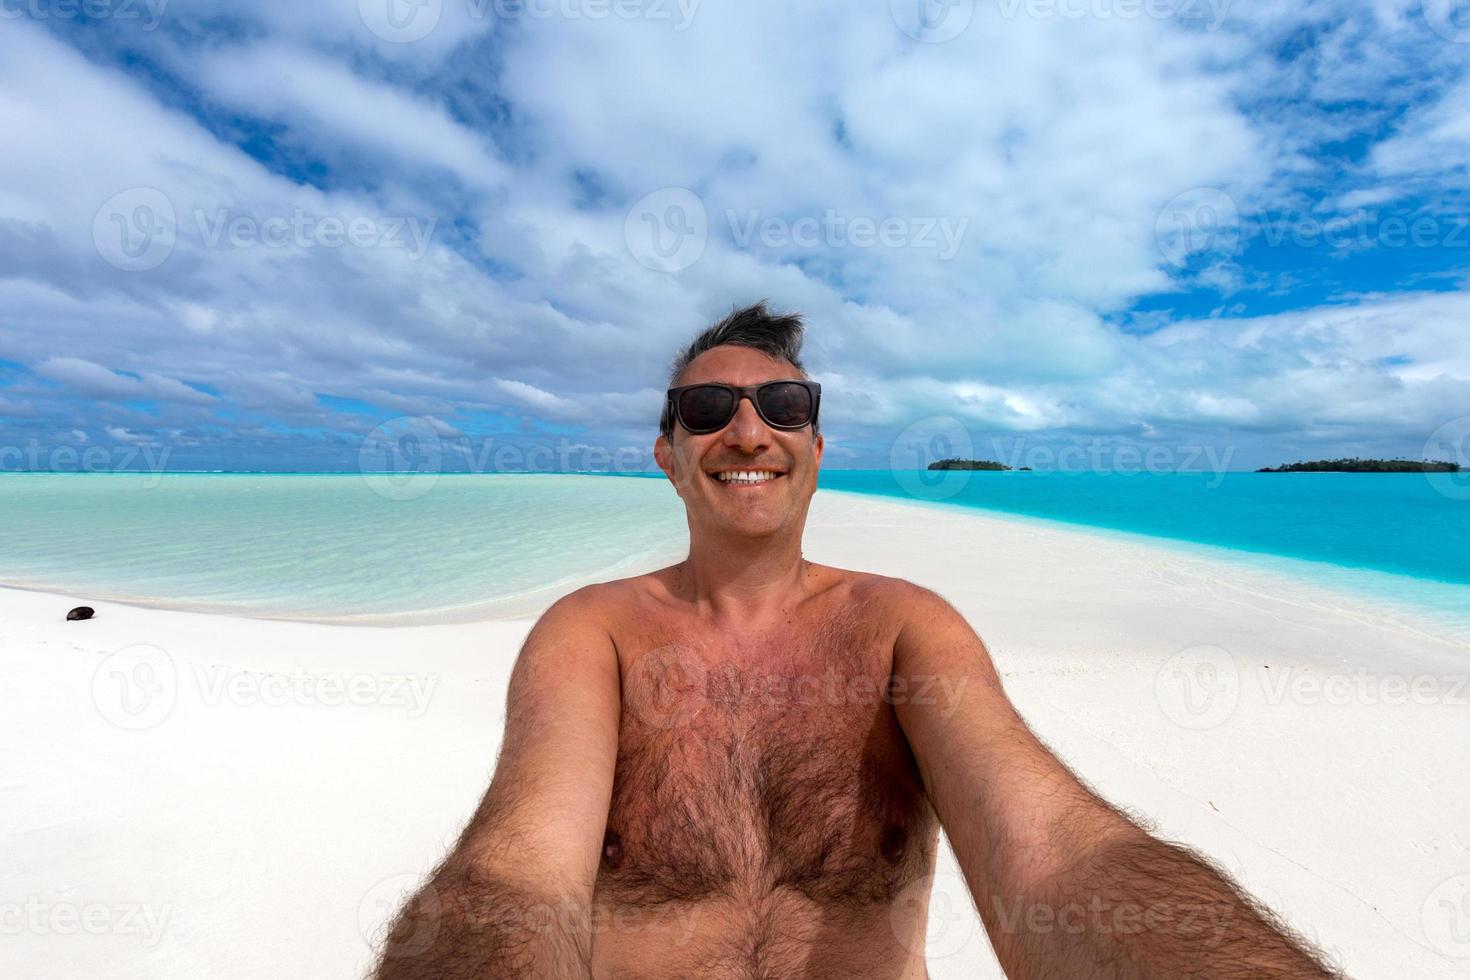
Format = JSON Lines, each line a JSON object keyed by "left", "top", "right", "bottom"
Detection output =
{"left": 602, "top": 829, "right": 624, "bottom": 870}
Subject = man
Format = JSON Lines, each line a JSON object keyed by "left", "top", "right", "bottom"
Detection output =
{"left": 374, "top": 303, "right": 1337, "bottom": 978}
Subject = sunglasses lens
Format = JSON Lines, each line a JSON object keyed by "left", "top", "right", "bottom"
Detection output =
{"left": 758, "top": 382, "right": 813, "bottom": 428}
{"left": 678, "top": 385, "right": 737, "bottom": 432}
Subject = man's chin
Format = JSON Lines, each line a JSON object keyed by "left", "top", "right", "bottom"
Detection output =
{"left": 707, "top": 507, "right": 787, "bottom": 538}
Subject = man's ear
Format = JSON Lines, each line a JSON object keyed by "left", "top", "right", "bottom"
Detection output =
{"left": 654, "top": 434, "right": 675, "bottom": 483}
{"left": 813, "top": 431, "right": 824, "bottom": 469}
{"left": 654, "top": 435, "right": 669, "bottom": 473}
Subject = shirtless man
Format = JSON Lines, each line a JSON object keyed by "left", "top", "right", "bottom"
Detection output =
{"left": 373, "top": 303, "right": 1337, "bottom": 978}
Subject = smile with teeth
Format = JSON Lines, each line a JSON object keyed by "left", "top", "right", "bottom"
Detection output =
{"left": 712, "top": 470, "right": 783, "bottom": 485}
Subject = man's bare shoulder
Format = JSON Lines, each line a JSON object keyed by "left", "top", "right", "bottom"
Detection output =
{"left": 522, "top": 583, "right": 619, "bottom": 660}
{"left": 833, "top": 569, "right": 950, "bottom": 614}
{"left": 835, "top": 573, "right": 985, "bottom": 652}
{"left": 567, "top": 568, "right": 674, "bottom": 611}
{"left": 788, "top": 566, "right": 970, "bottom": 646}
{"left": 535, "top": 573, "right": 672, "bottom": 645}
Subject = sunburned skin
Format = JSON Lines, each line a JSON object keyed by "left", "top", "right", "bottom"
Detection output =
{"left": 587, "top": 564, "right": 939, "bottom": 979}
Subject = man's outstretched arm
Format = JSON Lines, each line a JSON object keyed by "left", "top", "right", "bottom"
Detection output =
{"left": 889, "top": 582, "right": 1338, "bottom": 979}
{"left": 373, "top": 587, "right": 620, "bottom": 980}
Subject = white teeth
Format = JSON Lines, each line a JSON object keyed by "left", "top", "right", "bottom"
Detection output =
{"left": 714, "top": 470, "right": 780, "bottom": 484}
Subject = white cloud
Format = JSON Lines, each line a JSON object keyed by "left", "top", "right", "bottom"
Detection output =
{"left": 0, "top": 4, "right": 1467, "bottom": 467}
{"left": 35, "top": 357, "right": 216, "bottom": 406}
{"left": 192, "top": 43, "right": 510, "bottom": 191}
{"left": 1371, "top": 75, "right": 1470, "bottom": 182}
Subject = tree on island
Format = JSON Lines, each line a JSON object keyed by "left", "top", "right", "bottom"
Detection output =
{"left": 1256, "top": 457, "right": 1459, "bottom": 473}
{"left": 926, "top": 458, "right": 1012, "bottom": 471}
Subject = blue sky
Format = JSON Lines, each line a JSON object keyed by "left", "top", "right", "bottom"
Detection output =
{"left": 1, "top": 0, "right": 1468, "bottom": 472}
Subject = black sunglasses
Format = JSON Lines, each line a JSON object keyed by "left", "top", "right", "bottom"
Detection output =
{"left": 662, "top": 380, "right": 821, "bottom": 436}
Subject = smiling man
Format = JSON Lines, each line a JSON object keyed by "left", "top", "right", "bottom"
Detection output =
{"left": 374, "top": 303, "right": 1337, "bottom": 979}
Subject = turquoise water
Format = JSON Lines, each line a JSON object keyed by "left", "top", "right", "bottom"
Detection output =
{"left": 1, "top": 470, "right": 1466, "bottom": 623}
{"left": 812, "top": 469, "right": 1470, "bottom": 634}
{"left": 0, "top": 474, "right": 688, "bottom": 620}
{"left": 816, "top": 470, "right": 1470, "bottom": 587}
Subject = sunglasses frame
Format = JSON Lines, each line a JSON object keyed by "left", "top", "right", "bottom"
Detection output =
{"left": 663, "top": 379, "right": 822, "bottom": 436}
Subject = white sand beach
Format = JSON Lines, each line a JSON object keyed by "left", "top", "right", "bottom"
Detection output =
{"left": 2, "top": 490, "right": 1467, "bottom": 979}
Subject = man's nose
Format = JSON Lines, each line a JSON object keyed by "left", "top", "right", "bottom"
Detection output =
{"left": 720, "top": 395, "right": 771, "bottom": 452}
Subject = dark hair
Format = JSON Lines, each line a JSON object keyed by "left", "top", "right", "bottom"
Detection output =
{"left": 660, "top": 301, "right": 817, "bottom": 440}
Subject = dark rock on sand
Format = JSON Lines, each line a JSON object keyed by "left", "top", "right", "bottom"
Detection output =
{"left": 66, "top": 606, "right": 95, "bottom": 622}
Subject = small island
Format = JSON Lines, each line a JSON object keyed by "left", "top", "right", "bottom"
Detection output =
{"left": 1256, "top": 457, "right": 1459, "bottom": 473}
{"left": 927, "top": 458, "right": 1012, "bottom": 471}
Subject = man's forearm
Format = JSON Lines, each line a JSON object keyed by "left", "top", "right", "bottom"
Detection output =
{"left": 372, "top": 862, "right": 594, "bottom": 980}
{"left": 948, "top": 728, "right": 1337, "bottom": 977}
{"left": 889, "top": 587, "right": 1339, "bottom": 979}
{"left": 982, "top": 823, "right": 1338, "bottom": 979}
{"left": 923, "top": 706, "right": 1338, "bottom": 978}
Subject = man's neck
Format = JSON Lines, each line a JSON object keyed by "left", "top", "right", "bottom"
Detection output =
{"left": 676, "top": 532, "right": 811, "bottom": 626}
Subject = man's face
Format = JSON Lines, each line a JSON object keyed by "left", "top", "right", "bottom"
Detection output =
{"left": 654, "top": 345, "right": 824, "bottom": 539}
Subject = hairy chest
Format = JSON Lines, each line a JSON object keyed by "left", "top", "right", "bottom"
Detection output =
{"left": 596, "top": 614, "right": 937, "bottom": 911}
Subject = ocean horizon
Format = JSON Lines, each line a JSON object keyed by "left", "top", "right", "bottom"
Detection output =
{"left": 3, "top": 470, "right": 1467, "bottom": 629}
